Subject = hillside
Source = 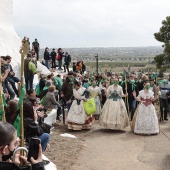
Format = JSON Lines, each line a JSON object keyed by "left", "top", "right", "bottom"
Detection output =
{"left": 39, "top": 46, "right": 163, "bottom": 62}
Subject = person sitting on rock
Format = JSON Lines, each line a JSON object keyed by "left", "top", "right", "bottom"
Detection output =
{"left": 5, "top": 55, "right": 20, "bottom": 97}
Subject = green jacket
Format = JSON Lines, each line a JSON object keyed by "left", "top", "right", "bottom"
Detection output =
{"left": 53, "top": 76, "right": 63, "bottom": 90}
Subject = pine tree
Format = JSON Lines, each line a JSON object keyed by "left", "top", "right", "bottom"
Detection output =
{"left": 154, "top": 16, "right": 170, "bottom": 74}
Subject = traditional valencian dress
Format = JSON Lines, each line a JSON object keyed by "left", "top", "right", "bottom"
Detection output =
{"left": 99, "top": 85, "right": 129, "bottom": 129}
{"left": 88, "top": 85, "right": 101, "bottom": 117}
{"left": 67, "top": 86, "right": 94, "bottom": 130}
{"left": 131, "top": 90, "right": 159, "bottom": 134}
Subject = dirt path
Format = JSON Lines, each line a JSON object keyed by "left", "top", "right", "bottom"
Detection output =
{"left": 45, "top": 120, "right": 170, "bottom": 170}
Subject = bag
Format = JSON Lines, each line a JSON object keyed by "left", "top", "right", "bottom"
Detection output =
{"left": 36, "top": 86, "right": 40, "bottom": 96}
{"left": 56, "top": 54, "right": 61, "bottom": 60}
{"left": 83, "top": 98, "right": 96, "bottom": 115}
{"left": 39, "top": 122, "right": 51, "bottom": 134}
{"left": 28, "top": 60, "right": 37, "bottom": 74}
{"left": 40, "top": 95, "right": 46, "bottom": 106}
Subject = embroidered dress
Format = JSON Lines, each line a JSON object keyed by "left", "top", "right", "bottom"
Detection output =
{"left": 88, "top": 86, "right": 101, "bottom": 116}
{"left": 67, "top": 86, "right": 94, "bottom": 130}
{"left": 132, "top": 90, "right": 159, "bottom": 134}
{"left": 99, "top": 85, "right": 129, "bottom": 129}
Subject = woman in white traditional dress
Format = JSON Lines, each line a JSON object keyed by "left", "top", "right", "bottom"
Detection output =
{"left": 88, "top": 80, "right": 102, "bottom": 119}
{"left": 67, "top": 80, "right": 94, "bottom": 130}
{"left": 99, "top": 77, "right": 129, "bottom": 129}
{"left": 132, "top": 82, "right": 159, "bottom": 135}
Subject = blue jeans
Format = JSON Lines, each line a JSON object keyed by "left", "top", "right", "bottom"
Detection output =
{"left": 58, "top": 60, "right": 62, "bottom": 69}
{"left": 8, "top": 76, "right": 20, "bottom": 95}
{"left": 45, "top": 60, "right": 49, "bottom": 69}
{"left": 24, "top": 74, "right": 34, "bottom": 91}
{"left": 130, "top": 99, "right": 136, "bottom": 120}
{"left": 38, "top": 133, "right": 50, "bottom": 151}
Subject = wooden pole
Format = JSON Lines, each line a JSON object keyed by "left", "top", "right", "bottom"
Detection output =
{"left": 125, "top": 73, "right": 130, "bottom": 116}
{"left": 20, "top": 53, "right": 24, "bottom": 158}
{"left": 19, "top": 40, "right": 29, "bottom": 164}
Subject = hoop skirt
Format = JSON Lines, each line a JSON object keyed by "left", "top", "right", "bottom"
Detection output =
{"left": 131, "top": 90, "right": 159, "bottom": 134}
{"left": 99, "top": 85, "right": 129, "bottom": 129}
{"left": 67, "top": 87, "right": 94, "bottom": 130}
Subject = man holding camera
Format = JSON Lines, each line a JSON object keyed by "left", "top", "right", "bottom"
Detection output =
{"left": 5, "top": 55, "right": 20, "bottom": 96}
{"left": 159, "top": 74, "right": 170, "bottom": 121}
{"left": 0, "top": 56, "right": 15, "bottom": 101}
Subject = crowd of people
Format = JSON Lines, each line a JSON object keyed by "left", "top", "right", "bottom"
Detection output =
{"left": 0, "top": 37, "right": 170, "bottom": 169}
{"left": 60, "top": 71, "right": 170, "bottom": 135}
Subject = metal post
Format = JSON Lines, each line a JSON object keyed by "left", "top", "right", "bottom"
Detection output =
{"left": 94, "top": 53, "right": 98, "bottom": 75}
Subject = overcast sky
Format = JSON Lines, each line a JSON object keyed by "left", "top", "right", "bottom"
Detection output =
{"left": 13, "top": 0, "right": 170, "bottom": 48}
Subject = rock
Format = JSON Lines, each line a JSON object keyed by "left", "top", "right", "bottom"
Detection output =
{"left": 0, "top": 0, "right": 50, "bottom": 77}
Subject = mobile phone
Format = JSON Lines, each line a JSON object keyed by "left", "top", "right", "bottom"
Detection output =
{"left": 27, "top": 137, "right": 41, "bottom": 162}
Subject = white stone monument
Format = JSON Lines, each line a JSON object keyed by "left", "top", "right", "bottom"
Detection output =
{"left": 0, "top": 0, "right": 50, "bottom": 77}
{"left": 0, "top": 0, "right": 56, "bottom": 169}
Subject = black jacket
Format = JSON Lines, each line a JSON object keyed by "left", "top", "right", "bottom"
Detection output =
{"left": 60, "top": 78, "right": 73, "bottom": 101}
{"left": 50, "top": 51, "right": 57, "bottom": 60}
{"left": 44, "top": 51, "right": 50, "bottom": 60}
{"left": 0, "top": 161, "right": 45, "bottom": 170}
{"left": 64, "top": 55, "right": 71, "bottom": 65}
{"left": 24, "top": 118, "right": 44, "bottom": 143}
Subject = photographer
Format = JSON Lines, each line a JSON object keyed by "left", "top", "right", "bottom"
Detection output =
{"left": 0, "top": 56, "right": 15, "bottom": 101}
{"left": 0, "top": 121, "right": 45, "bottom": 170}
{"left": 5, "top": 55, "right": 20, "bottom": 97}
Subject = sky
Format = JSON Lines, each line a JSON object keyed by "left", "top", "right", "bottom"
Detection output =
{"left": 13, "top": 0, "right": 170, "bottom": 48}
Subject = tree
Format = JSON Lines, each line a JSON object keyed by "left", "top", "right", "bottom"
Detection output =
{"left": 154, "top": 16, "right": 170, "bottom": 73}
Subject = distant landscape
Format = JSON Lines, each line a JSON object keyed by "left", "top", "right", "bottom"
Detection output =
{"left": 39, "top": 46, "right": 164, "bottom": 73}
{"left": 40, "top": 46, "right": 163, "bottom": 63}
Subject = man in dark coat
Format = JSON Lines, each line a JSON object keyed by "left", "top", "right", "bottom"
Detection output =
{"left": 63, "top": 52, "right": 71, "bottom": 73}
{"left": 50, "top": 48, "right": 57, "bottom": 70}
{"left": 32, "top": 38, "right": 40, "bottom": 61}
{"left": 60, "top": 71, "right": 74, "bottom": 111}
{"left": 127, "top": 74, "right": 139, "bottom": 120}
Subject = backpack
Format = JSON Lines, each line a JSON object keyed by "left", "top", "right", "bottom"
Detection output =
{"left": 28, "top": 60, "right": 37, "bottom": 74}
{"left": 56, "top": 54, "right": 61, "bottom": 60}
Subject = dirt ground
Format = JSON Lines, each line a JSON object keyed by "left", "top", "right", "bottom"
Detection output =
{"left": 44, "top": 122, "right": 90, "bottom": 170}
{"left": 45, "top": 118, "right": 170, "bottom": 170}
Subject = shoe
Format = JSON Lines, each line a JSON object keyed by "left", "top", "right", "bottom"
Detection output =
{"left": 42, "top": 159, "right": 50, "bottom": 165}
{"left": 164, "top": 118, "right": 168, "bottom": 121}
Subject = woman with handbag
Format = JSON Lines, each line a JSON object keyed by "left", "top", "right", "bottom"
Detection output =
{"left": 88, "top": 80, "right": 102, "bottom": 120}
{"left": 67, "top": 80, "right": 94, "bottom": 130}
{"left": 99, "top": 77, "right": 129, "bottom": 130}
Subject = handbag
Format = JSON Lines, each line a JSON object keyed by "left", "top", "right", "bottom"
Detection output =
{"left": 40, "top": 95, "right": 46, "bottom": 106}
{"left": 83, "top": 98, "right": 96, "bottom": 115}
{"left": 56, "top": 54, "right": 61, "bottom": 60}
{"left": 39, "top": 122, "right": 51, "bottom": 134}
